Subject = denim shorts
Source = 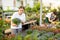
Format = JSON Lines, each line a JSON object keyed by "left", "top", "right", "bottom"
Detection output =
{"left": 11, "top": 28, "right": 22, "bottom": 36}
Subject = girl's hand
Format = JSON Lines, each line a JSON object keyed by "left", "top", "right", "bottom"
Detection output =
{"left": 12, "top": 24, "right": 17, "bottom": 26}
{"left": 11, "top": 22, "right": 17, "bottom": 26}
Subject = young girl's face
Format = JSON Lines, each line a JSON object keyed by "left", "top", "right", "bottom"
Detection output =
{"left": 18, "top": 8, "right": 24, "bottom": 15}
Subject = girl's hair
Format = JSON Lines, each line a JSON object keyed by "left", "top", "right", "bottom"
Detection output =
{"left": 19, "top": 6, "right": 25, "bottom": 10}
{"left": 53, "top": 9, "right": 57, "bottom": 15}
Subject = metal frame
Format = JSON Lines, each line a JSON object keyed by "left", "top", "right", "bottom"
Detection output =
{"left": 40, "top": 0, "right": 42, "bottom": 26}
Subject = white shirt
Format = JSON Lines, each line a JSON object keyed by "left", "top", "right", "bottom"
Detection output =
{"left": 11, "top": 12, "right": 26, "bottom": 29}
{"left": 46, "top": 12, "right": 52, "bottom": 19}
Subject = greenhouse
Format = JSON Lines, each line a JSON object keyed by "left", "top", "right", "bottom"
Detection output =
{"left": 0, "top": 0, "right": 60, "bottom": 40}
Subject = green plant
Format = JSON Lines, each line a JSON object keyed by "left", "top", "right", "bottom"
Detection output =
{"left": 43, "top": 32, "right": 54, "bottom": 38}
{"left": 12, "top": 18, "right": 21, "bottom": 25}
{"left": 26, "top": 29, "right": 33, "bottom": 34}
{"left": 31, "top": 2, "right": 40, "bottom": 12}
{"left": 0, "top": 20, "right": 3, "bottom": 27}
{"left": 56, "top": 23, "right": 60, "bottom": 28}
{"left": 25, "top": 5, "right": 32, "bottom": 13}
{"left": 16, "top": 35, "right": 22, "bottom": 40}
{"left": 39, "top": 31, "right": 47, "bottom": 36}
{"left": 0, "top": 30, "right": 3, "bottom": 40}
{"left": 0, "top": 8, "right": 3, "bottom": 12}
{"left": 31, "top": 30, "right": 40, "bottom": 40}
{"left": 32, "top": 6, "right": 38, "bottom": 12}
{"left": 48, "top": 37, "right": 55, "bottom": 40}
{"left": 35, "top": 17, "right": 40, "bottom": 25}
{"left": 24, "top": 35, "right": 32, "bottom": 40}
{"left": 34, "top": 2, "right": 40, "bottom": 10}
{"left": 38, "top": 36, "right": 48, "bottom": 40}
{"left": 4, "top": 34, "right": 22, "bottom": 40}
{"left": 54, "top": 33, "right": 60, "bottom": 39}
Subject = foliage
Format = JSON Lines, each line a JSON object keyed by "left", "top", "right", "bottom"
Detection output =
{"left": 31, "top": 30, "right": 40, "bottom": 40}
{"left": 0, "top": 8, "right": 3, "bottom": 12}
{"left": 24, "top": 27, "right": 60, "bottom": 40}
{"left": 25, "top": 5, "right": 32, "bottom": 13}
{"left": 31, "top": 2, "right": 40, "bottom": 12}
{"left": 39, "top": 31, "right": 47, "bottom": 36}
{"left": 57, "top": 9, "right": 60, "bottom": 21}
{"left": 15, "top": 35, "right": 22, "bottom": 40}
{"left": 56, "top": 23, "right": 60, "bottom": 28}
{"left": 48, "top": 37, "right": 55, "bottom": 40}
{"left": 43, "top": 7, "right": 49, "bottom": 13}
{"left": 24, "top": 34, "right": 32, "bottom": 40}
{"left": 3, "top": 34, "right": 22, "bottom": 40}
{"left": 12, "top": 18, "right": 21, "bottom": 25}
{"left": 0, "top": 28, "right": 3, "bottom": 40}
{"left": 38, "top": 36, "right": 48, "bottom": 40}
{"left": 0, "top": 19, "right": 11, "bottom": 40}
{"left": 31, "top": 6, "right": 38, "bottom": 12}
{"left": 25, "top": 2, "right": 40, "bottom": 13}
{"left": 54, "top": 33, "right": 60, "bottom": 39}
{"left": 0, "top": 20, "right": 3, "bottom": 27}
{"left": 26, "top": 29, "right": 33, "bottom": 34}
{"left": 43, "top": 32, "right": 54, "bottom": 38}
